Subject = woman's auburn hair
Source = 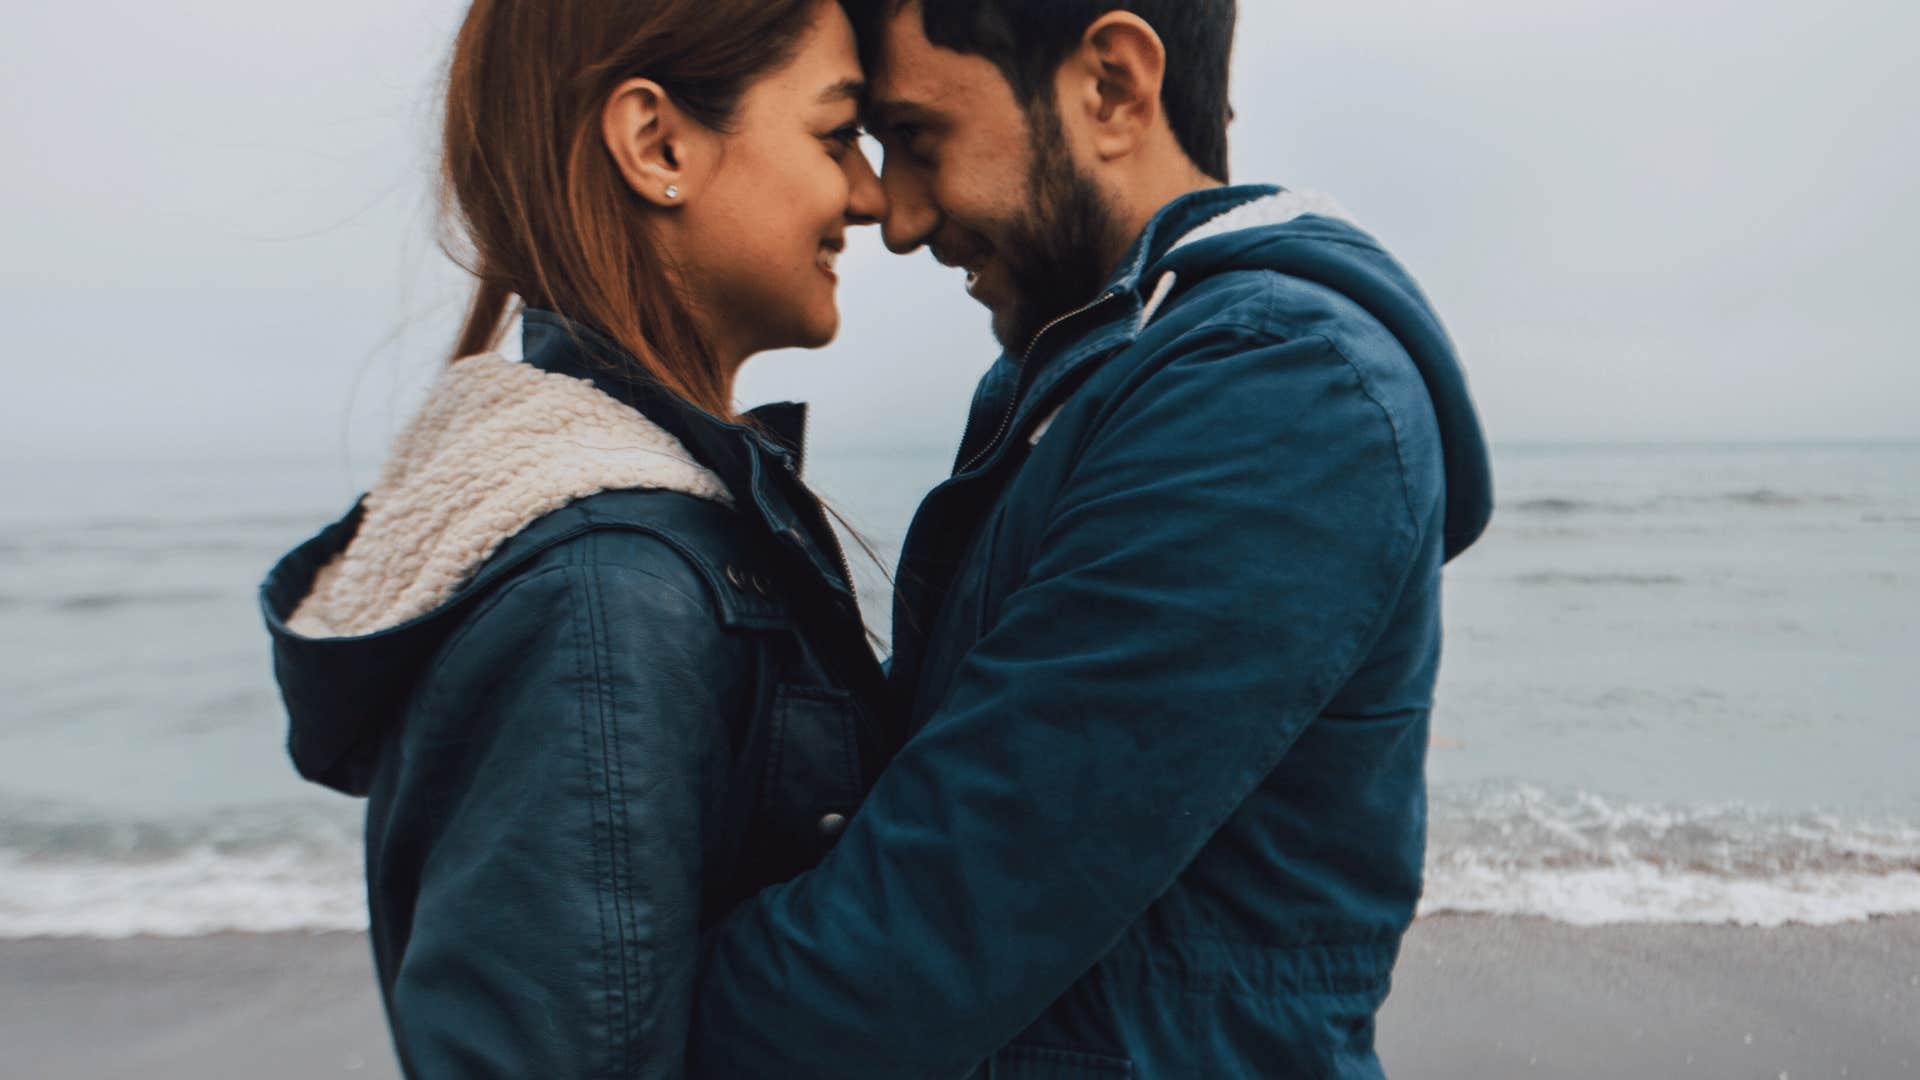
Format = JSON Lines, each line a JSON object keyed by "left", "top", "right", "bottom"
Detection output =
{"left": 441, "top": 0, "right": 825, "bottom": 419}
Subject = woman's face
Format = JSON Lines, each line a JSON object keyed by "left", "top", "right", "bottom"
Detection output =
{"left": 669, "top": 2, "right": 886, "bottom": 365}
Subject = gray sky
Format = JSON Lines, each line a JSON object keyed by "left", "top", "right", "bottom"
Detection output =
{"left": 3, "top": 0, "right": 1916, "bottom": 460}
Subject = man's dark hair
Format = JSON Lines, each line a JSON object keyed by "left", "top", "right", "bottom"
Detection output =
{"left": 845, "top": 0, "right": 1236, "bottom": 182}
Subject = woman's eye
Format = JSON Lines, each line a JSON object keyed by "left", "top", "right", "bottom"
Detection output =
{"left": 825, "top": 124, "right": 864, "bottom": 157}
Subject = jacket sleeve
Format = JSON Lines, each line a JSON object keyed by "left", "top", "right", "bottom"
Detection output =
{"left": 689, "top": 330, "right": 1427, "bottom": 1078}
{"left": 384, "top": 545, "right": 747, "bottom": 1079}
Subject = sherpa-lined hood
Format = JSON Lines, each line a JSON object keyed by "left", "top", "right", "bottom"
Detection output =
{"left": 1151, "top": 188, "right": 1495, "bottom": 559}
{"left": 262, "top": 348, "right": 742, "bottom": 794}
{"left": 287, "top": 354, "right": 729, "bottom": 639}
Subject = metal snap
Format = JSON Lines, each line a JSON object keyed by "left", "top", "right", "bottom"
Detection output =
{"left": 750, "top": 574, "right": 772, "bottom": 597}
{"left": 816, "top": 812, "right": 849, "bottom": 840}
{"left": 724, "top": 565, "right": 748, "bottom": 590}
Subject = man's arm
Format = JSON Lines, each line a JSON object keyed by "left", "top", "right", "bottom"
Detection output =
{"left": 690, "top": 329, "right": 1426, "bottom": 1079}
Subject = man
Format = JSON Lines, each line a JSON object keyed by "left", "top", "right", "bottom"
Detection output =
{"left": 692, "top": 1, "right": 1493, "bottom": 1075}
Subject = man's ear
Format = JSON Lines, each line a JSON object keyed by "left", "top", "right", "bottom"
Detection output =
{"left": 601, "top": 78, "right": 710, "bottom": 207}
{"left": 1058, "top": 11, "right": 1168, "bottom": 163}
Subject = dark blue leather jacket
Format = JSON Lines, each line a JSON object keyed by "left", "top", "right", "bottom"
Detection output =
{"left": 263, "top": 311, "right": 890, "bottom": 1077}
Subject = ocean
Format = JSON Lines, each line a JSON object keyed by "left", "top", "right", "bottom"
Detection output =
{"left": 1, "top": 442, "right": 1915, "bottom": 937}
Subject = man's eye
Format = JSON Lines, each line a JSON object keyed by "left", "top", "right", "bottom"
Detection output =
{"left": 885, "top": 125, "right": 932, "bottom": 163}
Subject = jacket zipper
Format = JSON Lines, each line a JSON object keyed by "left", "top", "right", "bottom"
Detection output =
{"left": 955, "top": 290, "right": 1118, "bottom": 476}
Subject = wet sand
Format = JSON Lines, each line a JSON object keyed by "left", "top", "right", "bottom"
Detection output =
{"left": 4, "top": 916, "right": 1916, "bottom": 1078}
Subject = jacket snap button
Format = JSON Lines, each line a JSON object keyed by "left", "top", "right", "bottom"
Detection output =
{"left": 750, "top": 574, "right": 772, "bottom": 597}
{"left": 725, "top": 565, "right": 748, "bottom": 591}
{"left": 816, "top": 813, "right": 849, "bottom": 840}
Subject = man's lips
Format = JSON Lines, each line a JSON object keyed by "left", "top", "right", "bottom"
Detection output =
{"left": 932, "top": 247, "right": 990, "bottom": 299}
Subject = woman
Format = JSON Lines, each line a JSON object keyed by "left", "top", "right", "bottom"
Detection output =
{"left": 260, "top": 0, "right": 891, "bottom": 1074}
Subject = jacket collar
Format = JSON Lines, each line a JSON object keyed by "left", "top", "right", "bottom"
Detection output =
{"left": 954, "top": 185, "right": 1282, "bottom": 477}
{"left": 520, "top": 308, "right": 853, "bottom": 598}
{"left": 1102, "top": 184, "right": 1284, "bottom": 311}
{"left": 522, "top": 309, "right": 808, "bottom": 472}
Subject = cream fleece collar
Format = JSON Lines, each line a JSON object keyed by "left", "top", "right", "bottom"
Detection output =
{"left": 1167, "top": 188, "right": 1361, "bottom": 255}
{"left": 287, "top": 354, "right": 731, "bottom": 640}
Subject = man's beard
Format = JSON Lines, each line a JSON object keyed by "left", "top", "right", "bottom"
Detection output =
{"left": 991, "top": 103, "right": 1124, "bottom": 355}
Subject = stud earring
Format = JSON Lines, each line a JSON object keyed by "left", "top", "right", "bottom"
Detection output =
{"left": 664, "top": 185, "right": 680, "bottom": 201}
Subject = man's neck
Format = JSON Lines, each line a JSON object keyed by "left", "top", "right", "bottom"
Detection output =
{"left": 1103, "top": 169, "right": 1225, "bottom": 279}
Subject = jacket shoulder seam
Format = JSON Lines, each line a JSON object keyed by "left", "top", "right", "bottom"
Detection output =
{"left": 1118, "top": 314, "right": 1424, "bottom": 569}
{"left": 1302, "top": 331, "right": 1424, "bottom": 553}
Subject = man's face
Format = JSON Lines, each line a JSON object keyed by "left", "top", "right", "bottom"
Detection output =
{"left": 865, "top": 6, "right": 1121, "bottom": 353}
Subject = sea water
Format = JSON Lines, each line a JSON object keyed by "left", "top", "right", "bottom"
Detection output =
{"left": 0, "top": 443, "right": 1915, "bottom": 936}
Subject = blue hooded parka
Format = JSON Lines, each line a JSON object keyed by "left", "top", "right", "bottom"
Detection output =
{"left": 689, "top": 185, "right": 1495, "bottom": 1079}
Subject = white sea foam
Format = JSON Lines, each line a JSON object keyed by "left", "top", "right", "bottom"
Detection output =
{"left": 0, "top": 798, "right": 366, "bottom": 939}
{"left": 0, "top": 846, "right": 366, "bottom": 939}
{"left": 3, "top": 784, "right": 1917, "bottom": 937}
{"left": 1421, "top": 784, "right": 1920, "bottom": 927}
{"left": 1421, "top": 862, "right": 1920, "bottom": 927}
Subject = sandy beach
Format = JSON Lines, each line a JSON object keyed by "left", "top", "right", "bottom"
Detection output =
{"left": 4, "top": 915, "right": 1915, "bottom": 1078}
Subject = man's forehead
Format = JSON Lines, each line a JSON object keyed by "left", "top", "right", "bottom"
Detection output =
{"left": 866, "top": 16, "right": 1004, "bottom": 119}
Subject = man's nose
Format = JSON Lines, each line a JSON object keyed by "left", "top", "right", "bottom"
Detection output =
{"left": 844, "top": 144, "right": 887, "bottom": 226}
{"left": 880, "top": 164, "right": 939, "bottom": 255}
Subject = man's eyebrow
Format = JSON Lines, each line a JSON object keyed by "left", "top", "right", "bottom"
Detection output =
{"left": 818, "top": 78, "right": 866, "bottom": 105}
{"left": 865, "top": 98, "right": 942, "bottom": 130}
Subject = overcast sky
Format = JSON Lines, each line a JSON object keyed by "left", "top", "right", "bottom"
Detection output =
{"left": 3, "top": 0, "right": 1915, "bottom": 461}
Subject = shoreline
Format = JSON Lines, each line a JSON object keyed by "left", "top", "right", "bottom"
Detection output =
{"left": 4, "top": 916, "right": 1916, "bottom": 1078}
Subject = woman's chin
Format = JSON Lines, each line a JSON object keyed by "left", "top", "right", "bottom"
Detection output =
{"left": 794, "top": 310, "right": 841, "bottom": 350}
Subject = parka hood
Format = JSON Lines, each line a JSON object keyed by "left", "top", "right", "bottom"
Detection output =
{"left": 1151, "top": 188, "right": 1495, "bottom": 560}
{"left": 261, "top": 351, "right": 735, "bottom": 794}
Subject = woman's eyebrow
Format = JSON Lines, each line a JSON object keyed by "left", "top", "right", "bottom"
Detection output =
{"left": 817, "top": 78, "right": 866, "bottom": 105}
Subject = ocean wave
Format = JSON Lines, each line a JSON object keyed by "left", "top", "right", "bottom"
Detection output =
{"left": 0, "top": 799, "right": 364, "bottom": 939}
{"left": 4, "top": 787, "right": 1918, "bottom": 938}
{"left": 53, "top": 514, "right": 328, "bottom": 534}
{"left": 1422, "top": 784, "right": 1920, "bottom": 927}
{"left": 1509, "top": 497, "right": 1635, "bottom": 516}
{"left": 1516, "top": 572, "right": 1685, "bottom": 588}
{"left": 48, "top": 589, "right": 228, "bottom": 613}
{"left": 0, "top": 845, "right": 367, "bottom": 939}
{"left": 1510, "top": 490, "right": 1874, "bottom": 517}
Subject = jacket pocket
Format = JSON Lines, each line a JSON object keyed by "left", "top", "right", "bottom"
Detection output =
{"left": 744, "top": 685, "right": 865, "bottom": 884}
{"left": 979, "top": 1045, "right": 1133, "bottom": 1079}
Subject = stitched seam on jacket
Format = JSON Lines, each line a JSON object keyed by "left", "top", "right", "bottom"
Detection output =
{"left": 412, "top": 542, "right": 714, "bottom": 694}
{"left": 581, "top": 557, "right": 638, "bottom": 1077}
{"left": 1102, "top": 316, "right": 1424, "bottom": 574}
{"left": 570, "top": 558, "right": 624, "bottom": 1078}
{"left": 1283, "top": 325, "right": 1426, "bottom": 710}
{"left": 1310, "top": 333, "right": 1423, "bottom": 548}
{"left": 411, "top": 566, "right": 573, "bottom": 694}
{"left": 1022, "top": 315, "right": 1426, "bottom": 864}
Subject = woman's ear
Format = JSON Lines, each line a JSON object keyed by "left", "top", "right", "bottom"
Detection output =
{"left": 601, "top": 78, "right": 707, "bottom": 207}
